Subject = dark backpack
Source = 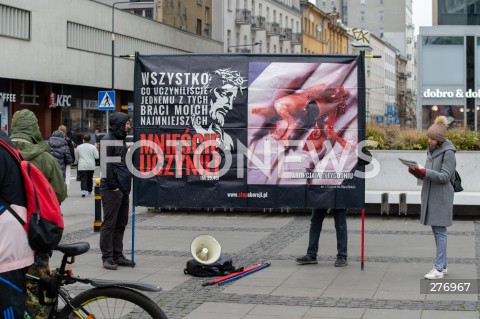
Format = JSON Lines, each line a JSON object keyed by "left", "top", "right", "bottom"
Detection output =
{"left": 0, "top": 139, "right": 64, "bottom": 253}
{"left": 441, "top": 151, "right": 463, "bottom": 193}
{"left": 184, "top": 254, "right": 238, "bottom": 277}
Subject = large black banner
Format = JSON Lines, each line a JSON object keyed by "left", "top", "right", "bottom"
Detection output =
{"left": 132, "top": 54, "right": 366, "bottom": 209}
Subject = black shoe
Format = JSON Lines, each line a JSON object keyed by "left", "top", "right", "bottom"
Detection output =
{"left": 295, "top": 255, "right": 318, "bottom": 265}
{"left": 334, "top": 258, "right": 348, "bottom": 267}
{"left": 114, "top": 256, "right": 136, "bottom": 267}
{"left": 103, "top": 258, "right": 117, "bottom": 270}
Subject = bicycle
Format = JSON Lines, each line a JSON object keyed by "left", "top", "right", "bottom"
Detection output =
{"left": 26, "top": 241, "right": 168, "bottom": 319}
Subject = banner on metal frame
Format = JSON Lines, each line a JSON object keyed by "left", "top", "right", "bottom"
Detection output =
{"left": 132, "top": 54, "right": 366, "bottom": 209}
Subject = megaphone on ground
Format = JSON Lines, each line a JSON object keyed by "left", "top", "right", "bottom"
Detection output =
{"left": 190, "top": 235, "right": 221, "bottom": 265}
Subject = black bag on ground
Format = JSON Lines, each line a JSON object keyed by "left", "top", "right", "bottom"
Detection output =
{"left": 184, "top": 254, "right": 238, "bottom": 277}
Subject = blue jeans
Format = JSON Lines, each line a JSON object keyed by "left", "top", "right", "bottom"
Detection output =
{"left": 307, "top": 208, "right": 348, "bottom": 260}
{"left": 432, "top": 226, "right": 447, "bottom": 272}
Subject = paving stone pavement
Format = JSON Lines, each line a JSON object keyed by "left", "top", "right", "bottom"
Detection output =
{"left": 57, "top": 170, "right": 480, "bottom": 319}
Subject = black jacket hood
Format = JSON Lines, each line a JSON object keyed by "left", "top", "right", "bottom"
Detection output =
{"left": 109, "top": 112, "right": 130, "bottom": 140}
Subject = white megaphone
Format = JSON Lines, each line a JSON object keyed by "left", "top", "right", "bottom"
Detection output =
{"left": 190, "top": 235, "right": 221, "bottom": 265}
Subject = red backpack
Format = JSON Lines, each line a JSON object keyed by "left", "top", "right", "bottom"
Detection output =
{"left": 0, "top": 138, "right": 64, "bottom": 253}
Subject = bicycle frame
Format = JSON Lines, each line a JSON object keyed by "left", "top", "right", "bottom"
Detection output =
{"left": 26, "top": 242, "right": 162, "bottom": 319}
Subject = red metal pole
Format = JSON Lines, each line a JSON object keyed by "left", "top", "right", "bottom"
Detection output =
{"left": 202, "top": 263, "right": 265, "bottom": 286}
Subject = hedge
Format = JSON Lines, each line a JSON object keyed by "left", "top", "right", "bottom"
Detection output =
{"left": 365, "top": 123, "right": 480, "bottom": 150}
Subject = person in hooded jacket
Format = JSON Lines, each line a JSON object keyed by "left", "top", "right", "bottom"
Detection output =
{"left": 10, "top": 110, "right": 67, "bottom": 204}
{"left": 99, "top": 112, "right": 135, "bottom": 270}
{"left": 48, "top": 130, "right": 73, "bottom": 181}
{"left": 408, "top": 115, "right": 456, "bottom": 280}
{"left": 0, "top": 131, "right": 33, "bottom": 319}
{"left": 10, "top": 109, "right": 67, "bottom": 318}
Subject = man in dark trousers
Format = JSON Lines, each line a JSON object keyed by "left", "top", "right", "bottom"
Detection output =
{"left": 295, "top": 148, "right": 373, "bottom": 267}
{"left": 0, "top": 131, "right": 33, "bottom": 318}
{"left": 99, "top": 112, "right": 134, "bottom": 270}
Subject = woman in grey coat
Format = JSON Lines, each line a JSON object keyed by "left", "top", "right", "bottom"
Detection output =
{"left": 409, "top": 115, "right": 456, "bottom": 280}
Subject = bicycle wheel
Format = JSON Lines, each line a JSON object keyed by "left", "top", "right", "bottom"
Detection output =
{"left": 56, "top": 286, "right": 167, "bottom": 319}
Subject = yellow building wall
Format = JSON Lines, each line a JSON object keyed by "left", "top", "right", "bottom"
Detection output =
{"left": 157, "top": 0, "right": 212, "bottom": 38}
{"left": 301, "top": 4, "right": 348, "bottom": 55}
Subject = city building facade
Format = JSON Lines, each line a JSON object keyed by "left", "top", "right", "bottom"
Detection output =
{"left": 417, "top": 0, "right": 480, "bottom": 130}
{"left": 316, "top": 0, "right": 416, "bottom": 122}
{"left": 0, "top": 0, "right": 221, "bottom": 140}
{"left": 96, "top": 0, "right": 215, "bottom": 40}
{"left": 300, "top": 1, "right": 348, "bottom": 54}
{"left": 218, "top": 0, "right": 302, "bottom": 54}
{"left": 417, "top": 25, "right": 480, "bottom": 130}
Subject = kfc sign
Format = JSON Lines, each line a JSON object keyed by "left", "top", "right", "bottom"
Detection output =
{"left": 48, "top": 93, "right": 72, "bottom": 108}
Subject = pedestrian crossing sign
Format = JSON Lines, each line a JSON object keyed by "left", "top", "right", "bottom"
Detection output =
{"left": 98, "top": 91, "right": 115, "bottom": 111}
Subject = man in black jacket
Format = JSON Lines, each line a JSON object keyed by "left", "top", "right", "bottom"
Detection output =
{"left": 99, "top": 112, "right": 134, "bottom": 270}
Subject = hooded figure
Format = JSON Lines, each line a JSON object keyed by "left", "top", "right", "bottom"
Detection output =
{"left": 99, "top": 112, "right": 132, "bottom": 194}
{"left": 98, "top": 112, "right": 135, "bottom": 270}
{"left": 10, "top": 110, "right": 67, "bottom": 203}
{"left": 48, "top": 130, "right": 73, "bottom": 179}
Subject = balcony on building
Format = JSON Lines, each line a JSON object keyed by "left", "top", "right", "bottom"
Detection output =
{"left": 236, "top": 8, "right": 252, "bottom": 24}
{"left": 280, "top": 28, "right": 292, "bottom": 41}
{"left": 235, "top": 48, "right": 251, "bottom": 53}
{"left": 251, "top": 16, "right": 266, "bottom": 30}
{"left": 291, "top": 32, "right": 302, "bottom": 45}
{"left": 266, "top": 22, "right": 280, "bottom": 35}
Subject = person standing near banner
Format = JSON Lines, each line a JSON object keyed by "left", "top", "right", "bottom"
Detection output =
{"left": 295, "top": 148, "right": 373, "bottom": 267}
{"left": 408, "top": 115, "right": 456, "bottom": 280}
{"left": 296, "top": 208, "right": 349, "bottom": 267}
{"left": 99, "top": 112, "right": 135, "bottom": 270}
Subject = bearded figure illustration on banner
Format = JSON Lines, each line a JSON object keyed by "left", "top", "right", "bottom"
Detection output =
{"left": 192, "top": 68, "right": 246, "bottom": 151}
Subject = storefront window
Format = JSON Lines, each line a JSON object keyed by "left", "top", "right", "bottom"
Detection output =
{"left": 0, "top": 78, "right": 9, "bottom": 133}
{"left": 422, "top": 104, "right": 464, "bottom": 129}
{"left": 62, "top": 97, "right": 106, "bottom": 145}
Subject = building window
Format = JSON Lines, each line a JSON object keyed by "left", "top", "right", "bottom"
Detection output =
{"left": 133, "top": 8, "right": 153, "bottom": 19}
{"left": 379, "top": 11, "right": 384, "bottom": 21}
{"left": 205, "top": 6, "right": 209, "bottom": 24}
{"left": 361, "top": 0, "right": 365, "bottom": 4}
{"left": 0, "top": 4, "right": 30, "bottom": 40}
{"left": 196, "top": 19, "right": 202, "bottom": 35}
{"left": 322, "top": 0, "right": 326, "bottom": 6}
{"left": 20, "top": 81, "right": 39, "bottom": 106}
{"left": 380, "top": 0, "right": 383, "bottom": 4}
{"left": 361, "top": 11, "right": 365, "bottom": 21}
{"left": 330, "top": 0, "right": 335, "bottom": 5}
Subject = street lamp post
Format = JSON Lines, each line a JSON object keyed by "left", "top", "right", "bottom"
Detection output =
{"left": 227, "top": 42, "right": 261, "bottom": 53}
{"left": 111, "top": 1, "right": 150, "bottom": 131}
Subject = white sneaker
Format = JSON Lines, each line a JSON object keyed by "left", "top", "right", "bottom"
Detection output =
{"left": 443, "top": 268, "right": 448, "bottom": 276}
{"left": 424, "top": 268, "right": 444, "bottom": 279}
